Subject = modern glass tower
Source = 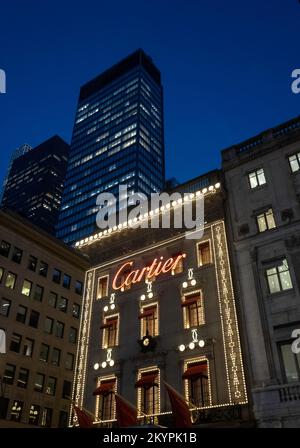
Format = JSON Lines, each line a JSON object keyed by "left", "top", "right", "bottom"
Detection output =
{"left": 56, "top": 49, "right": 165, "bottom": 245}
{"left": 1, "top": 136, "right": 69, "bottom": 235}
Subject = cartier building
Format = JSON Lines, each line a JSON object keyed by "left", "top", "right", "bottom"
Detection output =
{"left": 72, "top": 170, "right": 250, "bottom": 427}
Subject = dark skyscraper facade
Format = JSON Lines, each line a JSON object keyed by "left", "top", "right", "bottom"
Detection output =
{"left": 57, "top": 49, "right": 165, "bottom": 245}
{"left": 1, "top": 135, "right": 69, "bottom": 235}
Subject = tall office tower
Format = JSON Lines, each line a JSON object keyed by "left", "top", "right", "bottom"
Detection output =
{"left": 57, "top": 49, "right": 165, "bottom": 245}
{"left": 0, "top": 144, "right": 32, "bottom": 204}
{"left": 1, "top": 136, "right": 69, "bottom": 235}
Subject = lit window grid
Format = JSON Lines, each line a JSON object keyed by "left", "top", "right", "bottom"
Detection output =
{"left": 137, "top": 366, "right": 160, "bottom": 417}
{"left": 211, "top": 221, "right": 248, "bottom": 405}
{"left": 102, "top": 313, "right": 120, "bottom": 349}
{"left": 140, "top": 302, "right": 159, "bottom": 339}
{"left": 256, "top": 209, "right": 276, "bottom": 233}
{"left": 196, "top": 238, "right": 213, "bottom": 267}
{"left": 97, "top": 275, "right": 109, "bottom": 300}
{"left": 184, "top": 356, "right": 212, "bottom": 408}
{"left": 266, "top": 259, "right": 293, "bottom": 294}
{"left": 182, "top": 289, "right": 205, "bottom": 329}
{"left": 248, "top": 168, "right": 266, "bottom": 189}
{"left": 95, "top": 375, "right": 117, "bottom": 422}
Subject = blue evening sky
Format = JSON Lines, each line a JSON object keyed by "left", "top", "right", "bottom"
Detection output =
{"left": 0, "top": 0, "right": 299, "bottom": 184}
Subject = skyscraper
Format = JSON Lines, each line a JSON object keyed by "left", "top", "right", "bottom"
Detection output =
{"left": 0, "top": 144, "right": 32, "bottom": 204}
{"left": 1, "top": 136, "right": 69, "bottom": 235}
{"left": 57, "top": 49, "right": 165, "bottom": 245}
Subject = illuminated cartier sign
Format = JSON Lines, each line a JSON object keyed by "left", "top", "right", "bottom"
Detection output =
{"left": 112, "top": 254, "right": 186, "bottom": 290}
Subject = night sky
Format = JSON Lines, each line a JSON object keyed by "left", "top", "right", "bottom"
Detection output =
{"left": 0, "top": 0, "right": 299, "bottom": 185}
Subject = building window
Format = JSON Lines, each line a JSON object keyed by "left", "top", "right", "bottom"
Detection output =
{"left": 0, "top": 240, "right": 11, "bottom": 258}
{"left": 182, "top": 292, "right": 205, "bottom": 328}
{"left": 57, "top": 296, "right": 68, "bottom": 312}
{"left": 97, "top": 276, "right": 109, "bottom": 299}
{"left": 12, "top": 247, "right": 23, "bottom": 264}
{"left": 75, "top": 280, "right": 83, "bottom": 295}
{"left": 0, "top": 297, "right": 11, "bottom": 317}
{"left": 39, "top": 261, "right": 48, "bottom": 277}
{"left": 34, "top": 373, "right": 45, "bottom": 392}
{"left": 279, "top": 342, "right": 300, "bottom": 382}
{"left": 51, "top": 348, "right": 61, "bottom": 366}
{"left": 63, "top": 274, "right": 71, "bottom": 289}
{"left": 22, "top": 279, "right": 32, "bottom": 296}
{"left": 69, "top": 327, "right": 77, "bottom": 344}
{"left": 55, "top": 321, "right": 65, "bottom": 338}
{"left": 46, "top": 377, "right": 57, "bottom": 396}
{"left": 197, "top": 241, "right": 211, "bottom": 267}
{"left": 10, "top": 333, "right": 22, "bottom": 353}
{"left": 289, "top": 152, "right": 300, "bottom": 173}
{"left": 17, "top": 367, "right": 29, "bottom": 388}
{"left": 28, "top": 255, "right": 38, "bottom": 272}
{"left": 41, "top": 408, "right": 53, "bottom": 427}
{"left": 248, "top": 168, "right": 266, "bottom": 189}
{"left": 3, "top": 363, "right": 16, "bottom": 384}
{"left": 62, "top": 380, "right": 72, "bottom": 399}
{"left": 53, "top": 268, "right": 62, "bottom": 284}
{"left": 39, "top": 343, "right": 49, "bottom": 362}
{"left": 29, "top": 310, "right": 40, "bottom": 328}
{"left": 256, "top": 208, "right": 276, "bottom": 233}
{"left": 136, "top": 369, "right": 159, "bottom": 416}
{"left": 16, "top": 305, "right": 27, "bottom": 323}
{"left": 23, "top": 338, "right": 34, "bottom": 357}
{"left": 266, "top": 259, "right": 293, "bottom": 294}
{"left": 183, "top": 360, "right": 210, "bottom": 407}
{"left": 72, "top": 303, "right": 80, "bottom": 319}
{"left": 58, "top": 411, "right": 68, "bottom": 428}
{"left": 139, "top": 306, "right": 158, "bottom": 338}
{"left": 33, "top": 285, "right": 44, "bottom": 302}
{"left": 102, "top": 316, "right": 119, "bottom": 348}
{"left": 95, "top": 378, "right": 116, "bottom": 421}
{"left": 44, "top": 317, "right": 54, "bottom": 334}
{"left": 0, "top": 267, "right": 3, "bottom": 282}
{"left": 10, "top": 400, "right": 23, "bottom": 422}
{"left": 65, "top": 352, "right": 74, "bottom": 370}
{"left": 29, "top": 404, "right": 40, "bottom": 425}
{"left": 5, "top": 272, "right": 17, "bottom": 289}
{"left": 48, "top": 292, "right": 57, "bottom": 308}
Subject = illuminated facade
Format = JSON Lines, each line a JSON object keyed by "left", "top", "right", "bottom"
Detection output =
{"left": 72, "top": 171, "right": 250, "bottom": 427}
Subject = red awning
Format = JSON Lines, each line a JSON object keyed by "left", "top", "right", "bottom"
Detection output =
{"left": 181, "top": 296, "right": 200, "bottom": 307}
{"left": 138, "top": 308, "right": 156, "bottom": 319}
{"left": 182, "top": 364, "right": 207, "bottom": 379}
{"left": 93, "top": 379, "right": 116, "bottom": 396}
{"left": 135, "top": 373, "right": 158, "bottom": 388}
{"left": 100, "top": 319, "right": 118, "bottom": 329}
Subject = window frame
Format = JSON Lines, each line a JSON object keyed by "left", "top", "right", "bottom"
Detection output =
{"left": 197, "top": 240, "right": 212, "bottom": 267}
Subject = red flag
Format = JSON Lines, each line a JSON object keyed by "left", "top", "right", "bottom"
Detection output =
{"left": 164, "top": 381, "right": 192, "bottom": 428}
{"left": 74, "top": 405, "right": 94, "bottom": 428}
{"left": 115, "top": 393, "right": 138, "bottom": 427}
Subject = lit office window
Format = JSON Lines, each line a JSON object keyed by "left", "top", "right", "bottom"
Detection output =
{"left": 0, "top": 267, "right": 3, "bottom": 282}
{"left": 28, "top": 404, "right": 40, "bottom": 425}
{"left": 97, "top": 276, "right": 108, "bottom": 299}
{"left": 182, "top": 292, "right": 205, "bottom": 328}
{"left": 248, "top": 168, "right": 266, "bottom": 189}
{"left": 41, "top": 408, "right": 52, "bottom": 427}
{"left": 23, "top": 338, "right": 34, "bottom": 357}
{"left": 197, "top": 241, "right": 211, "bottom": 266}
{"left": 5, "top": 272, "right": 17, "bottom": 290}
{"left": 139, "top": 306, "right": 158, "bottom": 338}
{"left": 102, "top": 316, "right": 119, "bottom": 348}
{"left": 22, "top": 279, "right": 32, "bottom": 296}
{"left": 266, "top": 259, "right": 293, "bottom": 294}
{"left": 10, "top": 400, "right": 23, "bottom": 422}
{"left": 257, "top": 209, "right": 276, "bottom": 233}
{"left": 289, "top": 152, "right": 300, "bottom": 173}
